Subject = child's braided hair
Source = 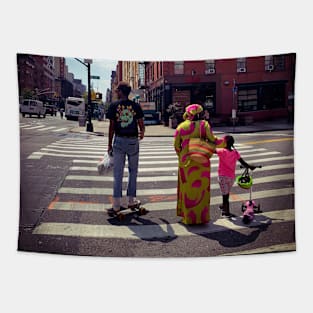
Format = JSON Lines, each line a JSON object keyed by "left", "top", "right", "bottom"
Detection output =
{"left": 225, "top": 135, "right": 235, "bottom": 150}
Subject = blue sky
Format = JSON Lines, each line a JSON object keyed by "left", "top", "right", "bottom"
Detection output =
{"left": 65, "top": 58, "right": 117, "bottom": 97}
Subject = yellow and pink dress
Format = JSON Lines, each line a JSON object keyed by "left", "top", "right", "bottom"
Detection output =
{"left": 174, "top": 119, "right": 225, "bottom": 225}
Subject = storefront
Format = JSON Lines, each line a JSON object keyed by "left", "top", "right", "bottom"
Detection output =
{"left": 148, "top": 82, "right": 216, "bottom": 124}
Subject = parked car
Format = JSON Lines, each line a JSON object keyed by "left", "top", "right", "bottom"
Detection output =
{"left": 20, "top": 99, "right": 46, "bottom": 118}
{"left": 44, "top": 103, "right": 57, "bottom": 116}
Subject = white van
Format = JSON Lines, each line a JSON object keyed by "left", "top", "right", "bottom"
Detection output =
{"left": 65, "top": 97, "right": 85, "bottom": 120}
{"left": 20, "top": 99, "right": 46, "bottom": 118}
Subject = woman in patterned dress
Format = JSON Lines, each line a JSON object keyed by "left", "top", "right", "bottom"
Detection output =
{"left": 173, "top": 104, "right": 225, "bottom": 225}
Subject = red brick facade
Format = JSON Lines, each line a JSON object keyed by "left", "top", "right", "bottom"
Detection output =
{"left": 142, "top": 53, "right": 295, "bottom": 124}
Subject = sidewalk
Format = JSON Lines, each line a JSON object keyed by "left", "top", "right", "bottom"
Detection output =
{"left": 70, "top": 118, "right": 294, "bottom": 137}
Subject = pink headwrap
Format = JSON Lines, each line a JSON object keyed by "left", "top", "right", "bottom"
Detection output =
{"left": 183, "top": 104, "right": 203, "bottom": 120}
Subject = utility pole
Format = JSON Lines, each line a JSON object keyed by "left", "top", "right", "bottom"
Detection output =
{"left": 232, "top": 78, "right": 237, "bottom": 132}
{"left": 75, "top": 58, "right": 93, "bottom": 132}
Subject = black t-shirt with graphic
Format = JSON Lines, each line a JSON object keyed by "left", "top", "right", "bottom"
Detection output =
{"left": 107, "top": 99, "right": 144, "bottom": 137}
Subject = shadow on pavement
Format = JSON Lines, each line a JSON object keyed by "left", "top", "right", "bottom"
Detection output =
{"left": 182, "top": 213, "right": 272, "bottom": 248}
{"left": 107, "top": 213, "right": 178, "bottom": 243}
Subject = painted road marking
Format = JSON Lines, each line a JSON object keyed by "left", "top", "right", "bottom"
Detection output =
{"left": 71, "top": 154, "right": 292, "bottom": 165}
{"left": 21, "top": 125, "right": 46, "bottom": 130}
{"left": 52, "top": 187, "right": 294, "bottom": 211}
{"left": 20, "top": 123, "right": 42, "bottom": 127}
{"left": 37, "top": 126, "right": 57, "bottom": 131}
{"left": 243, "top": 137, "right": 294, "bottom": 145}
{"left": 235, "top": 132, "right": 293, "bottom": 137}
{"left": 27, "top": 155, "right": 43, "bottom": 159}
{"left": 65, "top": 173, "right": 294, "bottom": 189}
{"left": 28, "top": 135, "right": 285, "bottom": 160}
{"left": 69, "top": 160, "right": 293, "bottom": 173}
{"left": 27, "top": 149, "right": 285, "bottom": 160}
{"left": 40, "top": 148, "right": 274, "bottom": 157}
{"left": 32, "top": 209, "right": 295, "bottom": 240}
{"left": 47, "top": 144, "right": 179, "bottom": 151}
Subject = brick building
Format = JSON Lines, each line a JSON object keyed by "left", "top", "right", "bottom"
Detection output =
{"left": 17, "top": 54, "right": 86, "bottom": 107}
{"left": 114, "top": 53, "right": 296, "bottom": 125}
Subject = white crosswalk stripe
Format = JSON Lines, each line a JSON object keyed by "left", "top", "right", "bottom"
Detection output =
{"left": 63, "top": 173, "right": 293, "bottom": 188}
{"left": 33, "top": 209, "right": 294, "bottom": 240}
{"left": 20, "top": 121, "right": 69, "bottom": 133}
{"left": 21, "top": 125, "right": 47, "bottom": 130}
{"left": 31, "top": 136, "right": 295, "bottom": 245}
{"left": 50, "top": 187, "right": 293, "bottom": 214}
{"left": 52, "top": 128, "right": 68, "bottom": 132}
{"left": 68, "top": 160, "right": 293, "bottom": 173}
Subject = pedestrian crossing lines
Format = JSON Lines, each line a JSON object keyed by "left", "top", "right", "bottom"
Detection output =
{"left": 31, "top": 136, "right": 295, "bottom": 249}
{"left": 20, "top": 118, "right": 69, "bottom": 133}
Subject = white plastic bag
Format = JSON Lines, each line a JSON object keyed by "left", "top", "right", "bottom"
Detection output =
{"left": 97, "top": 152, "right": 114, "bottom": 175}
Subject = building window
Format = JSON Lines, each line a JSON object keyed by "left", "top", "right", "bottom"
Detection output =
{"left": 260, "top": 84, "right": 285, "bottom": 109}
{"left": 138, "top": 62, "right": 145, "bottom": 88}
{"left": 273, "top": 55, "right": 285, "bottom": 71}
{"left": 265, "top": 55, "right": 273, "bottom": 66}
{"left": 205, "top": 59, "right": 215, "bottom": 70}
{"left": 238, "top": 83, "right": 285, "bottom": 112}
{"left": 174, "top": 61, "right": 184, "bottom": 75}
{"left": 237, "top": 58, "right": 246, "bottom": 71}
{"left": 205, "top": 60, "right": 215, "bottom": 74}
{"left": 264, "top": 55, "right": 274, "bottom": 71}
{"left": 238, "top": 89, "right": 258, "bottom": 112}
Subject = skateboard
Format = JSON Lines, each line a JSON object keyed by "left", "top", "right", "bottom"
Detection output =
{"left": 107, "top": 203, "right": 148, "bottom": 221}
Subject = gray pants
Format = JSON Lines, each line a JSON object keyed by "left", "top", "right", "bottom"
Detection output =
{"left": 112, "top": 136, "right": 139, "bottom": 207}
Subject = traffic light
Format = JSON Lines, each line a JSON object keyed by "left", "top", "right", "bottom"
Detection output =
{"left": 96, "top": 92, "right": 102, "bottom": 100}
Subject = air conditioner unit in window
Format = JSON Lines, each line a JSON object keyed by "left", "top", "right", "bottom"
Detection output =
{"left": 205, "top": 68, "right": 215, "bottom": 74}
{"left": 237, "top": 67, "right": 246, "bottom": 73}
{"left": 265, "top": 64, "right": 274, "bottom": 71}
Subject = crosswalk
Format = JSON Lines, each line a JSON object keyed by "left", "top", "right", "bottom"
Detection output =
{"left": 30, "top": 136, "right": 295, "bottom": 251}
{"left": 20, "top": 117, "right": 70, "bottom": 133}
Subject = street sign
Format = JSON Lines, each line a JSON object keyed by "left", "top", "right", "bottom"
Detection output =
{"left": 91, "top": 75, "right": 100, "bottom": 79}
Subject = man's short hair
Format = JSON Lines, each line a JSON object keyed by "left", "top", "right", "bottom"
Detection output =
{"left": 116, "top": 81, "right": 131, "bottom": 96}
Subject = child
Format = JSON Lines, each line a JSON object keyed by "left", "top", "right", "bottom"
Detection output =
{"left": 216, "top": 135, "right": 255, "bottom": 217}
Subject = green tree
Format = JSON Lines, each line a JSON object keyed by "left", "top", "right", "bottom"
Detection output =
{"left": 22, "top": 88, "right": 34, "bottom": 99}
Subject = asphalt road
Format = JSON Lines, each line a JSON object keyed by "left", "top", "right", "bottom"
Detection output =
{"left": 18, "top": 114, "right": 295, "bottom": 257}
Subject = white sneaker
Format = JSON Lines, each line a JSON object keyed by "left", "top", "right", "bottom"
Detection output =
{"left": 128, "top": 199, "right": 141, "bottom": 210}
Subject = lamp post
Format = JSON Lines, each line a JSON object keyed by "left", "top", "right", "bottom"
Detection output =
{"left": 74, "top": 58, "right": 93, "bottom": 132}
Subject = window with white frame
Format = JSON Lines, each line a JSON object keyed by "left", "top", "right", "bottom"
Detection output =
{"left": 237, "top": 58, "right": 246, "bottom": 71}
{"left": 265, "top": 55, "right": 274, "bottom": 71}
{"left": 174, "top": 61, "right": 184, "bottom": 75}
{"left": 205, "top": 60, "right": 215, "bottom": 70}
{"left": 273, "top": 55, "right": 285, "bottom": 71}
{"left": 265, "top": 55, "right": 274, "bottom": 66}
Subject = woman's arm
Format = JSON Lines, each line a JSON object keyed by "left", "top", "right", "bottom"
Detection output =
{"left": 173, "top": 128, "right": 182, "bottom": 155}
{"left": 203, "top": 120, "right": 226, "bottom": 148}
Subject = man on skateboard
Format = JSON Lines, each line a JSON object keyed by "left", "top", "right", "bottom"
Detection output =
{"left": 106, "top": 81, "right": 145, "bottom": 216}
